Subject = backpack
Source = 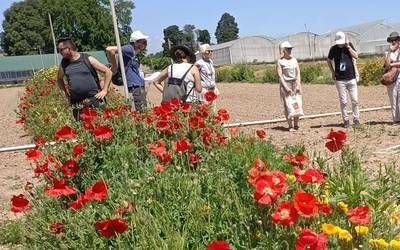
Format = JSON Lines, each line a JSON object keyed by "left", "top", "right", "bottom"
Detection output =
{"left": 61, "top": 53, "right": 101, "bottom": 90}
{"left": 162, "top": 64, "right": 194, "bottom": 102}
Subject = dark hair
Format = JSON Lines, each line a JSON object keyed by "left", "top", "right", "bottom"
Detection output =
{"left": 174, "top": 49, "right": 187, "bottom": 63}
{"left": 57, "top": 37, "right": 77, "bottom": 50}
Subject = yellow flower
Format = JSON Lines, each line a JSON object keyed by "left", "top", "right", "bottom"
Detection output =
{"left": 322, "top": 223, "right": 338, "bottom": 236}
{"left": 390, "top": 240, "right": 400, "bottom": 249}
{"left": 376, "top": 238, "right": 389, "bottom": 248}
{"left": 355, "top": 226, "right": 369, "bottom": 236}
{"left": 201, "top": 203, "right": 210, "bottom": 213}
{"left": 286, "top": 174, "right": 296, "bottom": 183}
{"left": 338, "top": 229, "right": 352, "bottom": 242}
{"left": 337, "top": 201, "right": 349, "bottom": 213}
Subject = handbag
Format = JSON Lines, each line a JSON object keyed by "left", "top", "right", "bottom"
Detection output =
{"left": 381, "top": 52, "right": 400, "bottom": 86}
{"left": 284, "top": 93, "right": 304, "bottom": 119}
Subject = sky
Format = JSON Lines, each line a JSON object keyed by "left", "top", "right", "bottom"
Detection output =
{"left": 1, "top": 0, "right": 400, "bottom": 53}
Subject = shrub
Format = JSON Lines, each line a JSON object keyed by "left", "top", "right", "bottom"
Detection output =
{"left": 358, "top": 58, "right": 385, "bottom": 86}
{"left": 216, "top": 65, "right": 255, "bottom": 82}
{"left": 301, "top": 65, "right": 322, "bottom": 83}
{"left": 262, "top": 67, "right": 279, "bottom": 83}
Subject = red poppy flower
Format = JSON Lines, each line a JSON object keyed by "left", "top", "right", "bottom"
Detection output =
{"left": 68, "top": 194, "right": 89, "bottom": 210}
{"left": 174, "top": 139, "right": 193, "bottom": 152}
{"left": 93, "top": 125, "right": 113, "bottom": 140}
{"left": 215, "top": 133, "right": 227, "bottom": 145}
{"left": 83, "top": 120, "right": 95, "bottom": 131}
{"left": 181, "top": 102, "right": 192, "bottom": 113}
{"left": 61, "top": 160, "right": 80, "bottom": 177}
{"left": 34, "top": 136, "right": 47, "bottom": 147}
{"left": 207, "top": 240, "right": 231, "bottom": 250}
{"left": 293, "top": 190, "right": 319, "bottom": 217}
{"left": 156, "top": 120, "right": 169, "bottom": 130}
{"left": 10, "top": 194, "right": 30, "bottom": 213}
{"left": 204, "top": 90, "right": 218, "bottom": 103}
{"left": 189, "top": 153, "right": 200, "bottom": 166}
{"left": 197, "top": 104, "right": 210, "bottom": 118}
{"left": 154, "top": 163, "right": 167, "bottom": 173}
{"left": 295, "top": 229, "right": 328, "bottom": 250}
{"left": 54, "top": 126, "right": 77, "bottom": 141}
{"left": 217, "top": 109, "right": 230, "bottom": 121}
{"left": 248, "top": 158, "right": 269, "bottom": 186}
{"left": 45, "top": 179, "right": 76, "bottom": 197}
{"left": 79, "top": 107, "right": 97, "bottom": 121}
{"left": 318, "top": 203, "right": 333, "bottom": 214}
{"left": 325, "top": 129, "right": 346, "bottom": 152}
{"left": 73, "top": 144, "right": 85, "bottom": 158}
{"left": 95, "top": 218, "right": 129, "bottom": 238}
{"left": 229, "top": 126, "right": 240, "bottom": 137}
{"left": 272, "top": 201, "right": 299, "bottom": 226}
{"left": 347, "top": 205, "right": 371, "bottom": 225}
{"left": 34, "top": 162, "right": 49, "bottom": 177}
{"left": 256, "top": 129, "right": 267, "bottom": 139}
{"left": 189, "top": 115, "right": 206, "bottom": 129}
{"left": 254, "top": 171, "right": 287, "bottom": 205}
{"left": 158, "top": 151, "right": 172, "bottom": 163}
{"left": 50, "top": 223, "right": 65, "bottom": 236}
{"left": 283, "top": 153, "right": 310, "bottom": 167}
{"left": 25, "top": 149, "right": 42, "bottom": 160}
{"left": 293, "top": 167, "right": 325, "bottom": 184}
{"left": 85, "top": 180, "right": 108, "bottom": 201}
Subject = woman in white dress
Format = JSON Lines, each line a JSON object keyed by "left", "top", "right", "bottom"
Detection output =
{"left": 276, "top": 41, "right": 303, "bottom": 131}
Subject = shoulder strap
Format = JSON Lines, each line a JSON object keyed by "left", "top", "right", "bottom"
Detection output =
{"left": 396, "top": 52, "right": 400, "bottom": 61}
{"left": 81, "top": 53, "right": 101, "bottom": 90}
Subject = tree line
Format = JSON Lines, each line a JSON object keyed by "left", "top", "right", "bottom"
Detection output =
{"left": 1, "top": 0, "right": 239, "bottom": 57}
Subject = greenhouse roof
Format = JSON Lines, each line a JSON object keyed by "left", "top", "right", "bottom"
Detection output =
{"left": 0, "top": 51, "right": 108, "bottom": 72}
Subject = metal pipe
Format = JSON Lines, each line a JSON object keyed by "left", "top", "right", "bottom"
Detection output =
{"left": 109, "top": 0, "right": 129, "bottom": 100}
{"left": 223, "top": 106, "right": 391, "bottom": 128}
{"left": 0, "top": 141, "right": 58, "bottom": 153}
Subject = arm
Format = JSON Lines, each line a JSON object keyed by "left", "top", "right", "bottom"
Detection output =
{"left": 105, "top": 46, "right": 118, "bottom": 73}
{"left": 276, "top": 62, "right": 292, "bottom": 95}
{"left": 295, "top": 62, "right": 302, "bottom": 93}
{"left": 56, "top": 66, "right": 69, "bottom": 100}
{"left": 191, "top": 66, "right": 202, "bottom": 93}
{"left": 153, "top": 67, "right": 169, "bottom": 93}
{"left": 327, "top": 58, "right": 336, "bottom": 80}
{"left": 346, "top": 44, "right": 358, "bottom": 59}
{"left": 88, "top": 56, "right": 112, "bottom": 99}
{"left": 384, "top": 52, "right": 391, "bottom": 70}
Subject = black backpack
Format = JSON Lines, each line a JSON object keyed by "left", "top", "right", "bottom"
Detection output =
{"left": 162, "top": 64, "right": 194, "bottom": 102}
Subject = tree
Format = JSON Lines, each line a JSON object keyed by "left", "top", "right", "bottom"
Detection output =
{"left": 161, "top": 25, "right": 185, "bottom": 55}
{"left": 182, "top": 24, "right": 196, "bottom": 51}
{"left": 197, "top": 29, "right": 211, "bottom": 44}
{"left": 2, "top": 0, "right": 135, "bottom": 55}
{"left": 215, "top": 12, "right": 239, "bottom": 44}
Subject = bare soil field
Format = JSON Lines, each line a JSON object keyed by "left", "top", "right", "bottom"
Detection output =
{"left": 1, "top": 83, "right": 399, "bottom": 226}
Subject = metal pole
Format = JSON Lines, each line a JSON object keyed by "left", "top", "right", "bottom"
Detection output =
{"left": 109, "top": 0, "right": 129, "bottom": 100}
{"left": 48, "top": 13, "right": 59, "bottom": 65}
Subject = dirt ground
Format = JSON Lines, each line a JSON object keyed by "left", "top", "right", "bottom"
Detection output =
{"left": 1, "top": 83, "right": 399, "bottom": 228}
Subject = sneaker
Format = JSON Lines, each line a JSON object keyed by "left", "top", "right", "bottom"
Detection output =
{"left": 288, "top": 127, "right": 295, "bottom": 132}
{"left": 353, "top": 119, "right": 361, "bottom": 126}
{"left": 294, "top": 126, "right": 300, "bottom": 131}
{"left": 343, "top": 120, "right": 350, "bottom": 128}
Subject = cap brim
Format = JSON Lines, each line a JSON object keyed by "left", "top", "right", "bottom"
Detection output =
{"left": 387, "top": 37, "right": 400, "bottom": 42}
{"left": 335, "top": 38, "right": 346, "bottom": 45}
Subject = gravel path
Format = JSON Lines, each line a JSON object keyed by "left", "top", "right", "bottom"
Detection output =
{"left": 1, "top": 83, "right": 399, "bottom": 225}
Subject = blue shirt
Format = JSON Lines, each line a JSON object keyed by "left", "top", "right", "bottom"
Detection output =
{"left": 121, "top": 44, "right": 144, "bottom": 87}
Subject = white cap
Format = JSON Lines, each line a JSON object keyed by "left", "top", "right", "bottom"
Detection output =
{"left": 280, "top": 41, "right": 294, "bottom": 49}
{"left": 335, "top": 31, "right": 346, "bottom": 45}
{"left": 130, "top": 30, "right": 149, "bottom": 43}
{"left": 199, "top": 43, "right": 212, "bottom": 53}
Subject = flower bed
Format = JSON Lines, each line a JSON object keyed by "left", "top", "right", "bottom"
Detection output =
{"left": 2, "top": 68, "right": 400, "bottom": 249}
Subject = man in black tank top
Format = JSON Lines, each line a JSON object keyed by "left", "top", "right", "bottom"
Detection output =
{"left": 56, "top": 37, "right": 112, "bottom": 119}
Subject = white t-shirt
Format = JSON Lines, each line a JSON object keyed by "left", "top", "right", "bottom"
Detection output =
{"left": 195, "top": 59, "right": 216, "bottom": 89}
{"left": 278, "top": 57, "right": 298, "bottom": 81}
{"left": 388, "top": 51, "right": 400, "bottom": 80}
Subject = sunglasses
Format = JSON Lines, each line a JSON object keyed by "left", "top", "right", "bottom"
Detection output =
{"left": 389, "top": 39, "right": 399, "bottom": 43}
{"left": 57, "top": 47, "right": 69, "bottom": 53}
{"left": 205, "top": 50, "right": 213, "bottom": 54}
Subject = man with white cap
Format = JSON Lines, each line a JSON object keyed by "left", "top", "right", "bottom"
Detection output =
{"left": 195, "top": 43, "right": 220, "bottom": 107}
{"left": 106, "top": 30, "right": 149, "bottom": 112}
{"left": 327, "top": 31, "right": 360, "bottom": 128}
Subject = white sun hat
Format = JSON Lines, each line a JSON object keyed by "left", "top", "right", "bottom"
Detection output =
{"left": 335, "top": 31, "right": 346, "bottom": 45}
{"left": 130, "top": 30, "right": 149, "bottom": 43}
{"left": 280, "top": 41, "right": 294, "bottom": 49}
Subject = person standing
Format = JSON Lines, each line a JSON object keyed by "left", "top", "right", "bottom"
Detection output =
{"left": 106, "top": 30, "right": 149, "bottom": 112}
{"left": 195, "top": 44, "right": 220, "bottom": 109}
{"left": 56, "top": 37, "right": 112, "bottom": 120}
{"left": 327, "top": 31, "right": 360, "bottom": 128}
{"left": 153, "top": 45, "right": 202, "bottom": 103}
{"left": 384, "top": 31, "right": 400, "bottom": 123}
{"left": 276, "top": 41, "right": 303, "bottom": 132}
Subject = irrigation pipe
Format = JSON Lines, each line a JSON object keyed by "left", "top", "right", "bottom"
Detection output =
{"left": 0, "top": 106, "right": 392, "bottom": 153}
{"left": 222, "top": 106, "right": 390, "bottom": 128}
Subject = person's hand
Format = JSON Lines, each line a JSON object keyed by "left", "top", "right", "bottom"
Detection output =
{"left": 95, "top": 89, "right": 108, "bottom": 100}
{"left": 285, "top": 88, "right": 294, "bottom": 96}
{"left": 295, "top": 84, "right": 301, "bottom": 94}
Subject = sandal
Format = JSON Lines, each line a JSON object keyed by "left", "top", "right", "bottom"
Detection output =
{"left": 294, "top": 126, "right": 300, "bottom": 130}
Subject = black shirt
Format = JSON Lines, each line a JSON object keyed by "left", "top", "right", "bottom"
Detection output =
{"left": 328, "top": 45, "right": 356, "bottom": 81}
{"left": 61, "top": 54, "right": 99, "bottom": 104}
